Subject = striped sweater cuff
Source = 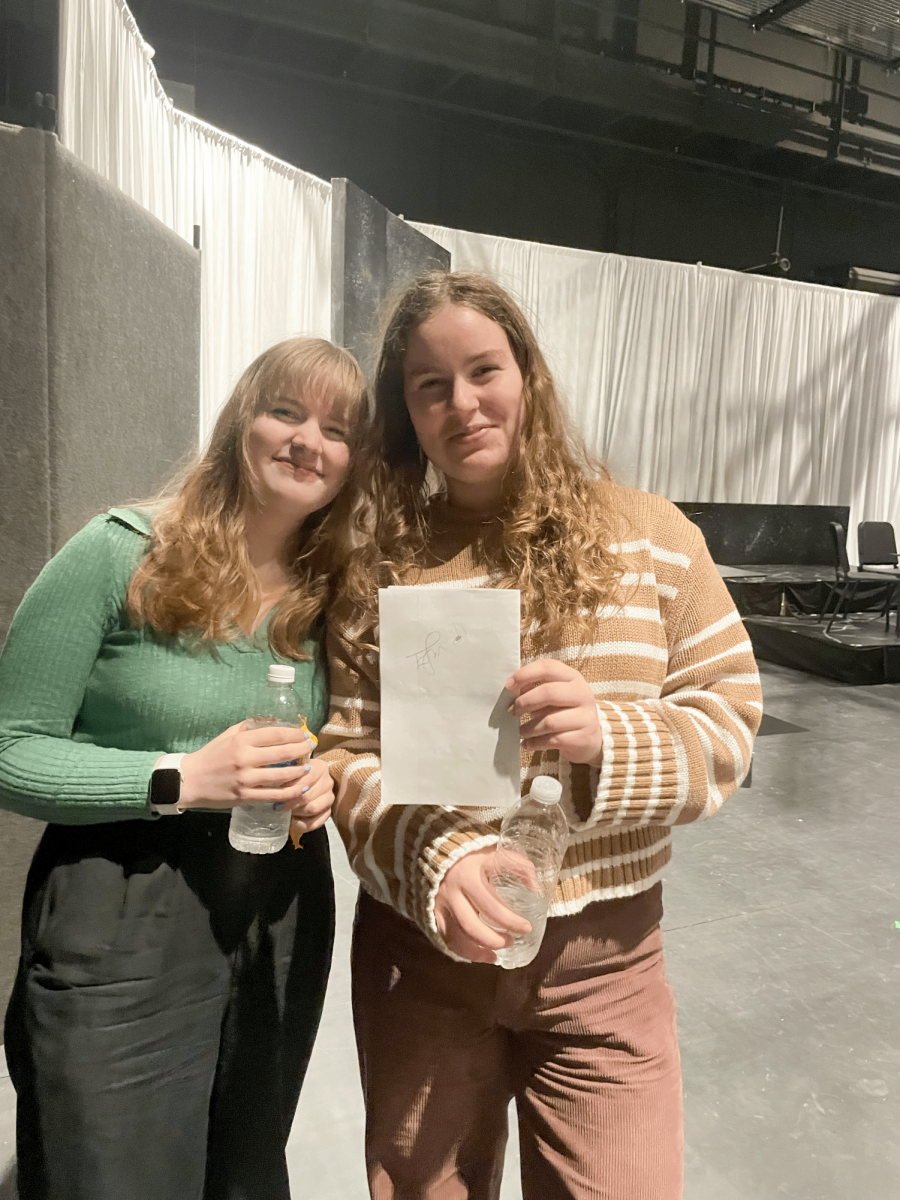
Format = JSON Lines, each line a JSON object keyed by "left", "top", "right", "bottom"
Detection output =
{"left": 567, "top": 700, "right": 682, "bottom": 832}
{"left": 409, "top": 814, "right": 499, "bottom": 959}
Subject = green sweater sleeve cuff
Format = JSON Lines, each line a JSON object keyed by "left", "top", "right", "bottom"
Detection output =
{"left": 0, "top": 745, "right": 162, "bottom": 824}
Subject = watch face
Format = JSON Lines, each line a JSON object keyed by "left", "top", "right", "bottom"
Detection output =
{"left": 151, "top": 768, "right": 181, "bottom": 808}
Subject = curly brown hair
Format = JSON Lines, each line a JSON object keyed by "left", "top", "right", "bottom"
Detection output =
{"left": 339, "top": 271, "right": 627, "bottom": 643}
{"left": 127, "top": 337, "right": 367, "bottom": 659}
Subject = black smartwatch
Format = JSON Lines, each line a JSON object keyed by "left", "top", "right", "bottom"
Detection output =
{"left": 148, "top": 753, "right": 186, "bottom": 815}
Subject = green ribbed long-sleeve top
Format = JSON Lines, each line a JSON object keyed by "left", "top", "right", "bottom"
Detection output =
{"left": 0, "top": 509, "right": 328, "bottom": 825}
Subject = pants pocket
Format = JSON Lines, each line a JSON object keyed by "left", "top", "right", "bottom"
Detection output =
{"left": 28, "top": 848, "right": 178, "bottom": 990}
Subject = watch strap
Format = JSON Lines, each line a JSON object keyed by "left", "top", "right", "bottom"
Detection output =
{"left": 149, "top": 753, "right": 186, "bottom": 815}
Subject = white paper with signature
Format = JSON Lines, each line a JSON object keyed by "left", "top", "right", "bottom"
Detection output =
{"left": 379, "top": 587, "right": 521, "bottom": 808}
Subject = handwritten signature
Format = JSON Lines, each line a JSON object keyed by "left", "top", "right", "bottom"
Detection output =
{"left": 408, "top": 623, "right": 466, "bottom": 673}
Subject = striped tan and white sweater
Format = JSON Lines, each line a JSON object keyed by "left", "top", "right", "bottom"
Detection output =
{"left": 319, "top": 484, "right": 762, "bottom": 958}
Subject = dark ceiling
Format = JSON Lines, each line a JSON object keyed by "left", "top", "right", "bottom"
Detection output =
{"left": 131, "top": 0, "right": 900, "bottom": 207}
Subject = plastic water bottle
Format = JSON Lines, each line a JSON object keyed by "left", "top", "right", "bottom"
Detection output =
{"left": 228, "top": 664, "right": 311, "bottom": 854}
{"left": 489, "top": 776, "right": 568, "bottom": 969}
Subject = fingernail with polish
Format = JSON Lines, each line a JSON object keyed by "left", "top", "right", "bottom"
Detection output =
{"left": 273, "top": 801, "right": 285, "bottom": 811}
{"left": 301, "top": 785, "right": 309, "bottom": 794}
{"left": 304, "top": 762, "right": 311, "bottom": 773}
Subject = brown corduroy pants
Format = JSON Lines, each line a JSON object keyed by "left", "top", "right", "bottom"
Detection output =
{"left": 351, "top": 883, "right": 683, "bottom": 1200}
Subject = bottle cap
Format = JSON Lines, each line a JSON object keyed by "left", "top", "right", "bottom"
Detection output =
{"left": 267, "top": 664, "right": 296, "bottom": 684}
{"left": 530, "top": 775, "right": 562, "bottom": 804}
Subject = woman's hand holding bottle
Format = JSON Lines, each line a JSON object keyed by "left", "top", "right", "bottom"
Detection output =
{"left": 177, "top": 721, "right": 334, "bottom": 823}
{"left": 434, "top": 847, "right": 533, "bottom": 964}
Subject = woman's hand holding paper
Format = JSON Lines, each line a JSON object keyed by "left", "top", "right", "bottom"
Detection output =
{"left": 506, "top": 658, "right": 604, "bottom": 765}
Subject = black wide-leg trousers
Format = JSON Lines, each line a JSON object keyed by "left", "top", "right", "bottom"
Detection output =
{"left": 4, "top": 813, "right": 335, "bottom": 1200}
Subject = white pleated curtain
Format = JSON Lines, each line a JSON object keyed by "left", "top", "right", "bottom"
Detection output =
{"left": 413, "top": 224, "right": 900, "bottom": 559}
{"left": 58, "top": 0, "right": 332, "bottom": 441}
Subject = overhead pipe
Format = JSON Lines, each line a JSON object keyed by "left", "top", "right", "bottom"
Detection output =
{"left": 749, "top": 0, "right": 816, "bottom": 33}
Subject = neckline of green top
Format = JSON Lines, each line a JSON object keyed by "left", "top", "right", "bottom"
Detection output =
{"left": 108, "top": 505, "right": 156, "bottom": 536}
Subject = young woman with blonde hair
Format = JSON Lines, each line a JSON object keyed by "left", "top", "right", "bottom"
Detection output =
{"left": 320, "top": 272, "right": 761, "bottom": 1200}
{"left": 0, "top": 337, "right": 366, "bottom": 1200}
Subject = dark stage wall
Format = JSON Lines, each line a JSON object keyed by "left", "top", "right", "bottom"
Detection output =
{"left": 143, "top": 57, "right": 900, "bottom": 284}
{"left": 676, "top": 503, "right": 850, "bottom": 567}
{"left": 0, "top": 125, "right": 201, "bottom": 1028}
{"left": 332, "top": 177, "right": 450, "bottom": 379}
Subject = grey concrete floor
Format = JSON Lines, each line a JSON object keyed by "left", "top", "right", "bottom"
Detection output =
{"left": 2, "top": 658, "right": 899, "bottom": 1198}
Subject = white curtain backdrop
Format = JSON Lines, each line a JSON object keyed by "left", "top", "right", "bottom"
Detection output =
{"left": 413, "top": 224, "right": 900, "bottom": 559}
{"left": 59, "top": 0, "right": 332, "bottom": 441}
{"left": 55, "top": 0, "right": 900, "bottom": 558}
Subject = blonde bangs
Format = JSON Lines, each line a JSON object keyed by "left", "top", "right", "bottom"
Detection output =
{"left": 250, "top": 340, "right": 367, "bottom": 426}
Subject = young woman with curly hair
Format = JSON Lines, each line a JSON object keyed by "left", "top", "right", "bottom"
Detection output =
{"left": 319, "top": 272, "right": 762, "bottom": 1200}
{"left": 0, "top": 337, "right": 366, "bottom": 1200}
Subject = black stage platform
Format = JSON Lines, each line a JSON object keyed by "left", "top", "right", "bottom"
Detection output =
{"left": 678, "top": 503, "right": 847, "bottom": 616}
{"left": 745, "top": 615, "right": 900, "bottom": 685}
{"left": 716, "top": 564, "right": 833, "bottom": 617}
{"left": 677, "top": 502, "right": 899, "bottom": 684}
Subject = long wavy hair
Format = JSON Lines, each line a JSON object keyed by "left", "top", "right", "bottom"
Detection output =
{"left": 341, "top": 271, "right": 627, "bottom": 643}
{"left": 127, "top": 337, "right": 367, "bottom": 659}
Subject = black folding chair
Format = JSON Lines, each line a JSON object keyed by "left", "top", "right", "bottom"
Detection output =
{"left": 819, "top": 522, "right": 899, "bottom": 636}
{"left": 858, "top": 521, "right": 899, "bottom": 570}
{"left": 858, "top": 521, "right": 900, "bottom": 635}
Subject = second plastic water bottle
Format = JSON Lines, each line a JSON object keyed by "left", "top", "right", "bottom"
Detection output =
{"left": 228, "top": 664, "right": 310, "bottom": 854}
{"left": 489, "top": 775, "right": 569, "bottom": 969}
